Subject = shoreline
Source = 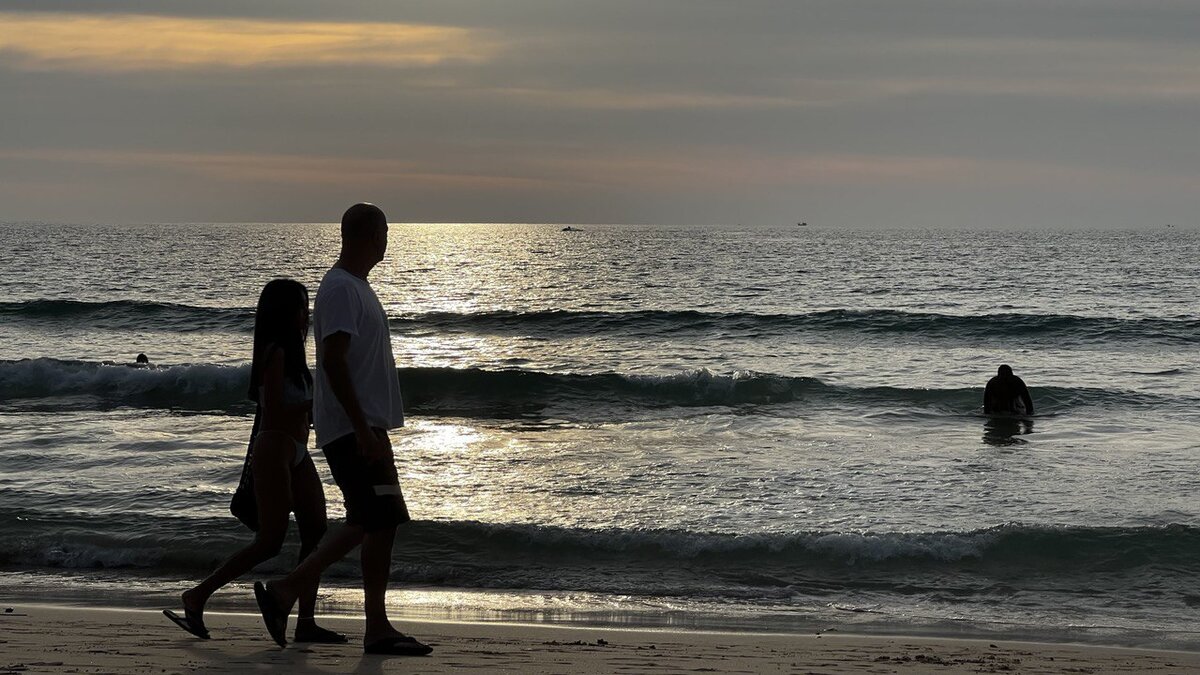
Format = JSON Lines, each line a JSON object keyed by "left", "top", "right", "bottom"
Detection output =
{"left": 2, "top": 603, "right": 1199, "bottom": 674}
{"left": 5, "top": 567, "right": 1199, "bottom": 652}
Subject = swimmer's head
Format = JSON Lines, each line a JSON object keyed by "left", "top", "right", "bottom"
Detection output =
{"left": 135, "top": 353, "right": 149, "bottom": 364}
{"left": 998, "top": 364, "right": 1013, "bottom": 376}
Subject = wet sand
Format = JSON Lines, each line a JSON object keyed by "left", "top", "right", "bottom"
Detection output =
{"left": 0, "top": 604, "right": 1198, "bottom": 673}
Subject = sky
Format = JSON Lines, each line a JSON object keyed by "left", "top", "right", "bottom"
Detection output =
{"left": 1, "top": 0, "right": 1197, "bottom": 227}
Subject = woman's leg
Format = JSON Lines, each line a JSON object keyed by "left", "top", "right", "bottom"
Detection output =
{"left": 181, "top": 435, "right": 293, "bottom": 619}
{"left": 289, "top": 453, "right": 345, "bottom": 642}
{"left": 290, "top": 453, "right": 327, "bottom": 619}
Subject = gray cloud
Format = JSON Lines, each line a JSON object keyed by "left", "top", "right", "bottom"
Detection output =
{"left": 0, "top": 1, "right": 1196, "bottom": 226}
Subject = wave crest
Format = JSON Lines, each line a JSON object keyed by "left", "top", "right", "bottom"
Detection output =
{"left": 4, "top": 300, "right": 1197, "bottom": 345}
{"left": 0, "top": 358, "right": 248, "bottom": 410}
{"left": 0, "top": 359, "right": 1174, "bottom": 416}
{"left": 0, "top": 299, "right": 248, "bottom": 331}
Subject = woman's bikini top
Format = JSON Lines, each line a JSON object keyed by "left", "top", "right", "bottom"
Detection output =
{"left": 258, "top": 376, "right": 312, "bottom": 407}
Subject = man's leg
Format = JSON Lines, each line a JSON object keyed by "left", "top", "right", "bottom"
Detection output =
{"left": 257, "top": 431, "right": 427, "bottom": 654}
{"left": 357, "top": 516, "right": 430, "bottom": 655}
{"left": 266, "top": 524, "right": 363, "bottom": 612}
{"left": 353, "top": 446, "right": 429, "bottom": 653}
{"left": 361, "top": 524, "right": 399, "bottom": 641}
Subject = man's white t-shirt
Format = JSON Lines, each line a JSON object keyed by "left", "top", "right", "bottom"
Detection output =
{"left": 312, "top": 266, "right": 404, "bottom": 447}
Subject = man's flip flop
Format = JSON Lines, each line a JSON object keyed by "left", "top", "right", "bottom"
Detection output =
{"left": 252, "top": 581, "right": 288, "bottom": 648}
{"left": 162, "top": 608, "right": 210, "bottom": 640}
{"left": 363, "top": 634, "right": 433, "bottom": 656}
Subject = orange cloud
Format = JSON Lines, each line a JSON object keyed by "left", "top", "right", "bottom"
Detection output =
{"left": 0, "top": 12, "right": 497, "bottom": 71}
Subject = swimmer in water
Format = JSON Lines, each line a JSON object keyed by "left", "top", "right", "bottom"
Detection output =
{"left": 983, "top": 364, "right": 1034, "bottom": 415}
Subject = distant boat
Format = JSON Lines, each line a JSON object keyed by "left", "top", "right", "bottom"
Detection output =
{"left": 797, "top": 222, "right": 808, "bottom": 227}
{"left": 562, "top": 226, "right": 580, "bottom": 232}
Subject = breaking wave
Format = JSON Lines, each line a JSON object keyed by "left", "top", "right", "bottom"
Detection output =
{"left": 0, "top": 359, "right": 1179, "bottom": 416}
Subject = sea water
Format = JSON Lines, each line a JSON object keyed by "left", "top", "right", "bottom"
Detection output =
{"left": 1, "top": 223, "right": 1198, "bottom": 647}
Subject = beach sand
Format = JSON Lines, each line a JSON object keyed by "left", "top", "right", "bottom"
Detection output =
{"left": 0, "top": 604, "right": 1197, "bottom": 673}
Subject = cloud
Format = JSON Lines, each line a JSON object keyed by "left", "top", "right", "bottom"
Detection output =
{"left": 8, "top": 145, "right": 1194, "bottom": 197}
{"left": 0, "top": 2, "right": 1197, "bottom": 225}
{"left": 0, "top": 147, "right": 558, "bottom": 192}
{"left": 0, "top": 12, "right": 498, "bottom": 71}
{"left": 826, "top": 36, "right": 1200, "bottom": 101}
{"left": 479, "top": 87, "right": 817, "bottom": 112}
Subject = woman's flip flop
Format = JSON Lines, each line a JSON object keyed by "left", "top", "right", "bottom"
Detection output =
{"left": 162, "top": 608, "right": 210, "bottom": 640}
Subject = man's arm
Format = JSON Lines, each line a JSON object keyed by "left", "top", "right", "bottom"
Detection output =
{"left": 1020, "top": 382, "right": 1034, "bottom": 415}
{"left": 983, "top": 380, "right": 994, "bottom": 414}
{"left": 323, "top": 331, "right": 390, "bottom": 460}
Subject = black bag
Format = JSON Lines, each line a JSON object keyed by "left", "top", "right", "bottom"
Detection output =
{"left": 230, "top": 407, "right": 261, "bottom": 531}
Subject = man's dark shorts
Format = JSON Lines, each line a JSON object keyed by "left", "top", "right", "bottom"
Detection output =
{"left": 321, "top": 430, "right": 411, "bottom": 532}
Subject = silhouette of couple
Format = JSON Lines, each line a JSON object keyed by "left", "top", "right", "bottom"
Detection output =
{"left": 163, "top": 204, "right": 431, "bottom": 656}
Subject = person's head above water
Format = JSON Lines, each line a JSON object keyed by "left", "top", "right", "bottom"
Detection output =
{"left": 997, "top": 364, "right": 1014, "bottom": 376}
{"left": 339, "top": 203, "right": 388, "bottom": 271}
{"left": 135, "top": 353, "right": 149, "bottom": 364}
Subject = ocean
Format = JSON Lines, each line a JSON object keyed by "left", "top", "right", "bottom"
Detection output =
{"left": 1, "top": 222, "right": 1198, "bottom": 648}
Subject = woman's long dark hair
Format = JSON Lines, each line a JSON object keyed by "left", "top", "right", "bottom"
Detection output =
{"left": 248, "top": 278, "right": 312, "bottom": 402}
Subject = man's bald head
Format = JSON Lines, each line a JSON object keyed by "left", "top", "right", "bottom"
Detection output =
{"left": 338, "top": 202, "right": 389, "bottom": 272}
{"left": 341, "top": 203, "right": 387, "bottom": 242}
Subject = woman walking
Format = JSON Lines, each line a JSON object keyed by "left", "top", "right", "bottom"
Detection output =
{"left": 163, "top": 279, "right": 343, "bottom": 643}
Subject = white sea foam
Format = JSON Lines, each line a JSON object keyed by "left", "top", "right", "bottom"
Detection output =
{"left": 0, "top": 358, "right": 247, "bottom": 403}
